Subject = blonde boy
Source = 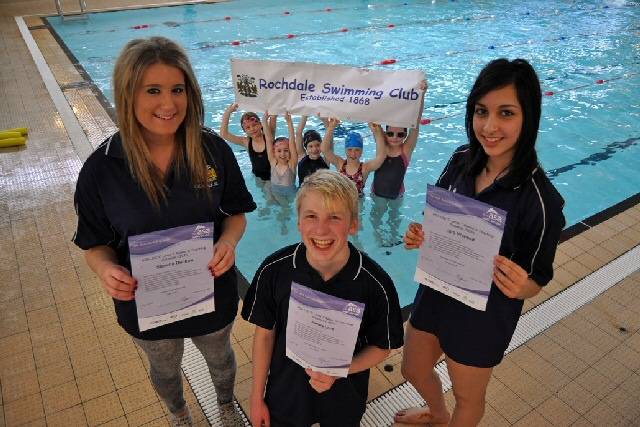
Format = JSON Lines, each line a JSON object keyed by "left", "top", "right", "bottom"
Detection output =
{"left": 242, "top": 170, "right": 403, "bottom": 427}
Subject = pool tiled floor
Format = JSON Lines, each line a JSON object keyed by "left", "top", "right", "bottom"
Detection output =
{"left": 1, "top": 1, "right": 638, "bottom": 425}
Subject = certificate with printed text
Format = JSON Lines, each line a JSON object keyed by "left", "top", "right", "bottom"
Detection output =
{"left": 129, "top": 223, "right": 215, "bottom": 331}
{"left": 414, "top": 185, "right": 506, "bottom": 311}
{"left": 286, "top": 282, "right": 365, "bottom": 377}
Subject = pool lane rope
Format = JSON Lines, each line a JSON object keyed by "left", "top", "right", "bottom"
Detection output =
{"left": 418, "top": 71, "right": 640, "bottom": 126}
{"left": 122, "top": 1, "right": 621, "bottom": 32}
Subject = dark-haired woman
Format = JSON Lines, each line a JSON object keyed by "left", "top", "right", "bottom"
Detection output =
{"left": 396, "top": 59, "right": 565, "bottom": 426}
{"left": 73, "top": 37, "right": 256, "bottom": 426}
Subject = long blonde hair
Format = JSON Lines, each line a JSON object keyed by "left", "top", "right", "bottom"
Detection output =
{"left": 113, "top": 36, "right": 207, "bottom": 207}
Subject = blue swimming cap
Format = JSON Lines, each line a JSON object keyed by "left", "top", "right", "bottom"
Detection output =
{"left": 344, "top": 132, "right": 363, "bottom": 149}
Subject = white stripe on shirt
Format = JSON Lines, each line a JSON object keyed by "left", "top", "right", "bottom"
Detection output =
{"left": 361, "top": 266, "right": 392, "bottom": 349}
{"left": 529, "top": 174, "right": 546, "bottom": 275}
{"left": 246, "top": 252, "right": 295, "bottom": 324}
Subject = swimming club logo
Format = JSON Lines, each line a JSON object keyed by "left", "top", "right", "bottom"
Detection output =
{"left": 192, "top": 224, "right": 212, "bottom": 239}
{"left": 236, "top": 74, "right": 257, "bottom": 97}
{"left": 483, "top": 207, "right": 504, "bottom": 226}
{"left": 343, "top": 302, "right": 362, "bottom": 317}
{"left": 206, "top": 165, "right": 218, "bottom": 187}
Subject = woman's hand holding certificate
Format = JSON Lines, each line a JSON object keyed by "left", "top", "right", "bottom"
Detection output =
{"left": 208, "top": 238, "right": 236, "bottom": 278}
{"left": 403, "top": 222, "right": 425, "bottom": 250}
{"left": 493, "top": 255, "right": 541, "bottom": 299}
{"left": 413, "top": 185, "right": 506, "bottom": 311}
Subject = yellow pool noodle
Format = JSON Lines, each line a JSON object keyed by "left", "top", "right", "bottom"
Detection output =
{"left": 0, "top": 131, "right": 22, "bottom": 139}
{"left": 0, "top": 137, "right": 26, "bottom": 147}
{"left": 2, "top": 127, "right": 28, "bottom": 136}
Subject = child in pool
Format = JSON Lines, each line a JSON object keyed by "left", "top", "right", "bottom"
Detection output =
{"left": 261, "top": 112, "right": 297, "bottom": 196}
{"left": 371, "top": 80, "right": 427, "bottom": 199}
{"left": 220, "top": 103, "right": 276, "bottom": 181}
{"left": 320, "top": 118, "right": 386, "bottom": 197}
{"left": 295, "top": 115, "right": 329, "bottom": 185}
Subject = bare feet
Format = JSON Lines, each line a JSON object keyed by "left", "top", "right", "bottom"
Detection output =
{"left": 393, "top": 406, "right": 450, "bottom": 426}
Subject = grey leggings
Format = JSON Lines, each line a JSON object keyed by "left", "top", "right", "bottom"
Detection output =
{"left": 133, "top": 322, "right": 236, "bottom": 414}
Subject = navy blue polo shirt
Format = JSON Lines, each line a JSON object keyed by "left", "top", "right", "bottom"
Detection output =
{"left": 242, "top": 242, "right": 403, "bottom": 426}
{"left": 73, "top": 128, "right": 256, "bottom": 340}
{"left": 410, "top": 144, "right": 565, "bottom": 367}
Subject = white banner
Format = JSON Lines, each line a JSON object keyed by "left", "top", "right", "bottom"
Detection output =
{"left": 231, "top": 59, "right": 425, "bottom": 128}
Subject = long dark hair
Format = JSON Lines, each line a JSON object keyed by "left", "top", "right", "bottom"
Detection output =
{"left": 464, "top": 58, "right": 542, "bottom": 183}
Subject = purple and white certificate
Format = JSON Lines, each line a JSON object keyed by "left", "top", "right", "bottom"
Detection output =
{"left": 286, "top": 282, "right": 365, "bottom": 377}
{"left": 129, "top": 223, "right": 215, "bottom": 331}
{"left": 415, "top": 185, "right": 506, "bottom": 311}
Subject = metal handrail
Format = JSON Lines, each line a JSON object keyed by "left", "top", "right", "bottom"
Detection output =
{"left": 54, "top": 0, "right": 88, "bottom": 20}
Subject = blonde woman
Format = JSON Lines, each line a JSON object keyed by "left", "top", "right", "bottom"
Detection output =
{"left": 73, "top": 37, "right": 255, "bottom": 426}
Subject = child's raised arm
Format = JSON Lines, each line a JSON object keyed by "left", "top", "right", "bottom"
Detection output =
{"left": 285, "top": 113, "right": 298, "bottom": 171}
{"left": 295, "top": 115, "right": 308, "bottom": 161}
{"left": 220, "top": 103, "right": 248, "bottom": 148}
{"left": 262, "top": 112, "right": 276, "bottom": 167}
{"left": 402, "top": 80, "right": 428, "bottom": 162}
{"left": 320, "top": 117, "right": 343, "bottom": 169}
{"left": 268, "top": 114, "right": 277, "bottom": 139}
{"left": 363, "top": 122, "right": 387, "bottom": 178}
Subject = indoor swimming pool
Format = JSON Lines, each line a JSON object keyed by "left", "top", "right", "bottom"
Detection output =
{"left": 46, "top": 0, "right": 640, "bottom": 306}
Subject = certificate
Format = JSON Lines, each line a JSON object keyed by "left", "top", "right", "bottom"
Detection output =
{"left": 414, "top": 185, "right": 506, "bottom": 311}
{"left": 285, "top": 282, "right": 365, "bottom": 377}
{"left": 129, "top": 223, "right": 215, "bottom": 331}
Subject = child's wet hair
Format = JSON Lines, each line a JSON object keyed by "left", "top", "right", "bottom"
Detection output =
{"left": 296, "top": 169, "right": 359, "bottom": 221}
{"left": 273, "top": 136, "right": 289, "bottom": 148}
{"left": 240, "top": 112, "right": 260, "bottom": 130}
{"left": 303, "top": 129, "right": 322, "bottom": 149}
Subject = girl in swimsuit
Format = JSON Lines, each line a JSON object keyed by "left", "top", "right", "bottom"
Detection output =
{"left": 294, "top": 115, "right": 329, "bottom": 185}
{"left": 220, "top": 103, "right": 276, "bottom": 181}
{"left": 262, "top": 112, "right": 297, "bottom": 198}
{"left": 371, "top": 80, "right": 427, "bottom": 199}
{"left": 320, "top": 118, "right": 386, "bottom": 197}
{"left": 369, "top": 80, "right": 427, "bottom": 247}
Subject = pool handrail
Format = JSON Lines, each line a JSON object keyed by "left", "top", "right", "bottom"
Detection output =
{"left": 54, "top": 0, "right": 88, "bottom": 21}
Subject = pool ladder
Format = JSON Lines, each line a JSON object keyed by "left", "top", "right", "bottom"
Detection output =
{"left": 54, "top": 0, "right": 88, "bottom": 21}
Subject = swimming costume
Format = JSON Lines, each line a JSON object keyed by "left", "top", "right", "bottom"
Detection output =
{"left": 371, "top": 153, "right": 408, "bottom": 199}
{"left": 340, "top": 161, "right": 364, "bottom": 196}
{"left": 248, "top": 137, "right": 271, "bottom": 180}
{"left": 297, "top": 155, "right": 329, "bottom": 185}
{"left": 270, "top": 165, "right": 296, "bottom": 195}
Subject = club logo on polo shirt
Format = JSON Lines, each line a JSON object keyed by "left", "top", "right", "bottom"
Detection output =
{"left": 194, "top": 165, "right": 219, "bottom": 189}
{"left": 483, "top": 207, "right": 504, "bottom": 227}
{"left": 206, "top": 165, "right": 218, "bottom": 187}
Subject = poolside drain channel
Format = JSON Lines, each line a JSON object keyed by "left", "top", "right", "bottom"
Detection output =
{"left": 179, "top": 244, "right": 639, "bottom": 426}
{"left": 362, "top": 243, "right": 639, "bottom": 427}
{"left": 179, "top": 244, "right": 638, "bottom": 426}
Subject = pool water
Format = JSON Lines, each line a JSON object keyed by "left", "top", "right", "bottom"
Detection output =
{"left": 47, "top": 0, "right": 640, "bottom": 306}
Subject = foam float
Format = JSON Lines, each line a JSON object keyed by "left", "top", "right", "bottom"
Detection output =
{"left": 1, "top": 127, "right": 28, "bottom": 137}
{"left": 0, "top": 127, "right": 28, "bottom": 147}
